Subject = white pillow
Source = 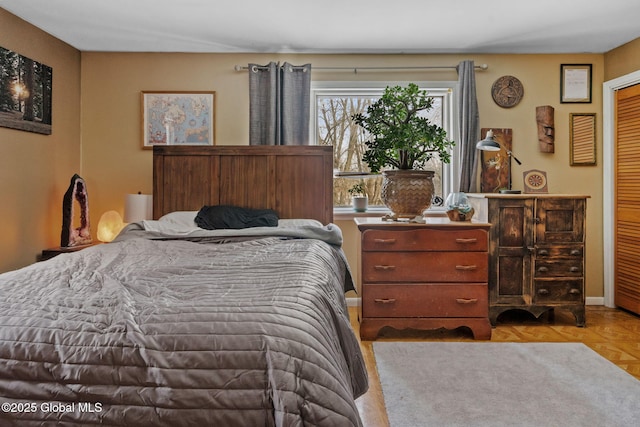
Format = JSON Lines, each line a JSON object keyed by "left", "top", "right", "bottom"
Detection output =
{"left": 158, "top": 211, "right": 199, "bottom": 227}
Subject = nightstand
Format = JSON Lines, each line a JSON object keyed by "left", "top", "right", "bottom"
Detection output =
{"left": 355, "top": 217, "right": 492, "bottom": 340}
{"left": 40, "top": 243, "right": 100, "bottom": 261}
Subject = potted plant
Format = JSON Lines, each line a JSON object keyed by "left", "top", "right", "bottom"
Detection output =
{"left": 352, "top": 83, "right": 455, "bottom": 219}
{"left": 348, "top": 181, "right": 368, "bottom": 212}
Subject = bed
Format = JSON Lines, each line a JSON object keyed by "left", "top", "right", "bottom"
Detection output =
{"left": 0, "top": 146, "right": 368, "bottom": 426}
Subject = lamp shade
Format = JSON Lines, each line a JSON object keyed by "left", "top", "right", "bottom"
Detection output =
{"left": 124, "top": 193, "right": 153, "bottom": 223}
{"left": 476, "top": 129, "right": 501, "bottom": 151}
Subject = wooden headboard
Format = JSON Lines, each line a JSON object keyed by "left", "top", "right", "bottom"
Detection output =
{"left": 153, "top": 145, "right": 334, "bottom": 224}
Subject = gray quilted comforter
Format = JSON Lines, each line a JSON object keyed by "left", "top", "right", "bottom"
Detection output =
{"left": 0, "top": 224, "right": 367, "bottom": 426}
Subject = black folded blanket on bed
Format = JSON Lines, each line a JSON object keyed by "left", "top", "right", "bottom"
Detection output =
{"left": 195, "top": 205, "right": 279, "bottom": 230}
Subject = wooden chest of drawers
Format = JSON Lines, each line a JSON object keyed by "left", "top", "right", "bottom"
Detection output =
{"left": 468, "top": 194, "right": 587, "bottom": 327}
{"left": 355, "top": 218, "right": 492, "bottom": 340}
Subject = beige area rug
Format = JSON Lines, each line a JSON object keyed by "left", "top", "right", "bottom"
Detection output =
{"left": 373, "top": 342, "right": 640, "bottom": 427}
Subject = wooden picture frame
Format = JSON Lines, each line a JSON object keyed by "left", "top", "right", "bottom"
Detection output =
{"left": 570, "top": 113, "right": 596, "bottom": 166}
{"left": 141, "top": 91, "right": 215, "bottom": 149}
{"left": 561, "top": 64, "right": 592, "bottom": 103}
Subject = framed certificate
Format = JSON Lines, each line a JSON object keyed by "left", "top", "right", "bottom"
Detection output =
{"left": 561, "top": 64, "right": 592, "bottom": 103}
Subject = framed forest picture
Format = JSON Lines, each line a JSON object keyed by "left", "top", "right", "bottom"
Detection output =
{"left": 0, "top": 46, "right": 53, "bottom": 135}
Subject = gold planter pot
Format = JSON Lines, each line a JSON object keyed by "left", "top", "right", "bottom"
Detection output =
{"left": 381, "top": 170, "right": 435, "bottom": 218}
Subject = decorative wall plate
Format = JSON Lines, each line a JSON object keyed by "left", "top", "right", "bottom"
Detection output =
{"left": 523, "top": 169, "right": 548, "bottom": 193}
{"left": 491, "top": 75, "right": 524, "bottom": 108}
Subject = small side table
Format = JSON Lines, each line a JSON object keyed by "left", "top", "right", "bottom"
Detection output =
{"left": 40, "top": 243, "right": 100, "bottom": 261}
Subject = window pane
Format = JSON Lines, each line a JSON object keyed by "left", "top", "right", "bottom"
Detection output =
{"left": 316, "top": 95, "right": 382, "bottom": 206}
{"left": 316, "top": 89, "right": 447, "bottom": 208}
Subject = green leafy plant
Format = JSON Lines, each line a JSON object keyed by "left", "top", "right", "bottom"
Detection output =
{"left": 347, "top": 181, "right": 367, "bottom": 197}
{"left": 352, "top": 83, "right": 455, "bottom": 173}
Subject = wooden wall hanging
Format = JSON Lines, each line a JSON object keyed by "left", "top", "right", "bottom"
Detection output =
{"left": 536, "top": 105, "right": 555, "bottom": 153}
{"left": 570, "top": 113, "right": 596, "bottom": 165}
{"left": 480, "top": 128, "right": 512, "bottom": 192}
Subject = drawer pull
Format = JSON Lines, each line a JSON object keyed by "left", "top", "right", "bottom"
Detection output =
{"left": 538, "top": 249, "right": 549, "bottom": 256}
{"left": 373, "top": 238, "right": 397, "bottom": 244}
{"left": 570, "top": 249, "right": 581, "bottom": 256}
{"left": 456, "top": 298, "right": 478, "bottom": 304}
{"left": 538, "top": 266, "right": 549, "bottom": 273}
{"left": 374, "top": 298, "right": 397, "bottom": 304}
{"left": 455, "top": 265, "right": 477, "bottom": 271}
{"left": 569, "top": 266, "right": 580, "bottom": 273}
{"left": 374, "top": 265, "right": 396, "bottom": 271}
{"left": 538, "top": 288, "right": 549, "bottom": 295}
{"left": 569, "top": 288, "right": 581, "bottom": 295}
{"left": 455, "top": 238, "right": 478, "bottom": 244}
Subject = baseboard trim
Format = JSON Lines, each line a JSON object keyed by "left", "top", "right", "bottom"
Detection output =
{"left": 586, "top": 296, "right": 604, "bottom": 306}
{"left": 347, "top": 296, "right": 605, "bottom": 307}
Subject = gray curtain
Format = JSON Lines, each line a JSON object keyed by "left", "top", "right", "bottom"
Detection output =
{"left": 457, "top": 60, "right": 480, "bottom": 192}
{"left": 249, "top": 62, "right": 311, "bottom": 145}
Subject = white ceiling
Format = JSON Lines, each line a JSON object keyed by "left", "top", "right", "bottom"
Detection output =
{"left": 2, "top": 0, "right": 640, "bottom": 54}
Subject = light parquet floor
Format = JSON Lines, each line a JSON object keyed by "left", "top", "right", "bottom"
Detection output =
{"left": 349, "top": 305, "right": 640, "bottom": 427}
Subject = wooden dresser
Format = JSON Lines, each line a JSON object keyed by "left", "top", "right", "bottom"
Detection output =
{"left": 355, "top": 217, "right": 492, "bottom": 340}
{"left": 468, "top": 194, "right": 588, "bottom": 327}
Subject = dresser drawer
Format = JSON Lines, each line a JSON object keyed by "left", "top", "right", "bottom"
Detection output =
{"left": 363, "top": 283, "right": 488, "bottom": 318}
{"left": 362, "top": 228, "right": 488, "bottom": 252}
{"left": 534, "top": 259, "right": 583, "bottom": 277}
{"left": 362, "top": 252, "right": 488, "bottom": 282}
{"left": 533, "top": 279, "right": 583, "bottom": 303}
{"left": 536, "top": 244, "right": 583, "bottom": 258}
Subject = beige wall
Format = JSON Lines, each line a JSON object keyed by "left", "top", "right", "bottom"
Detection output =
{"left": 80, "top": 52, "right": 605, "bottom": 298}
{"left": 2, "top": 7, "right": 627, "bottom": 301}
{"left": 604, "top": 37, "right": 640, "bottom": 81}
{"left": 0, "top": 9, "right": 81, "bottom": 272}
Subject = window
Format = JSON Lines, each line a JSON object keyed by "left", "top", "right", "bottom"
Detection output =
{"left": 312, "top": 81, "right": 458, "bottom": 210}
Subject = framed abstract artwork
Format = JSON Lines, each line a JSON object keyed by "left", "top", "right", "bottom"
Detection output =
{"left": 141, "top": 91, "right": 215, "bottom": 149}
